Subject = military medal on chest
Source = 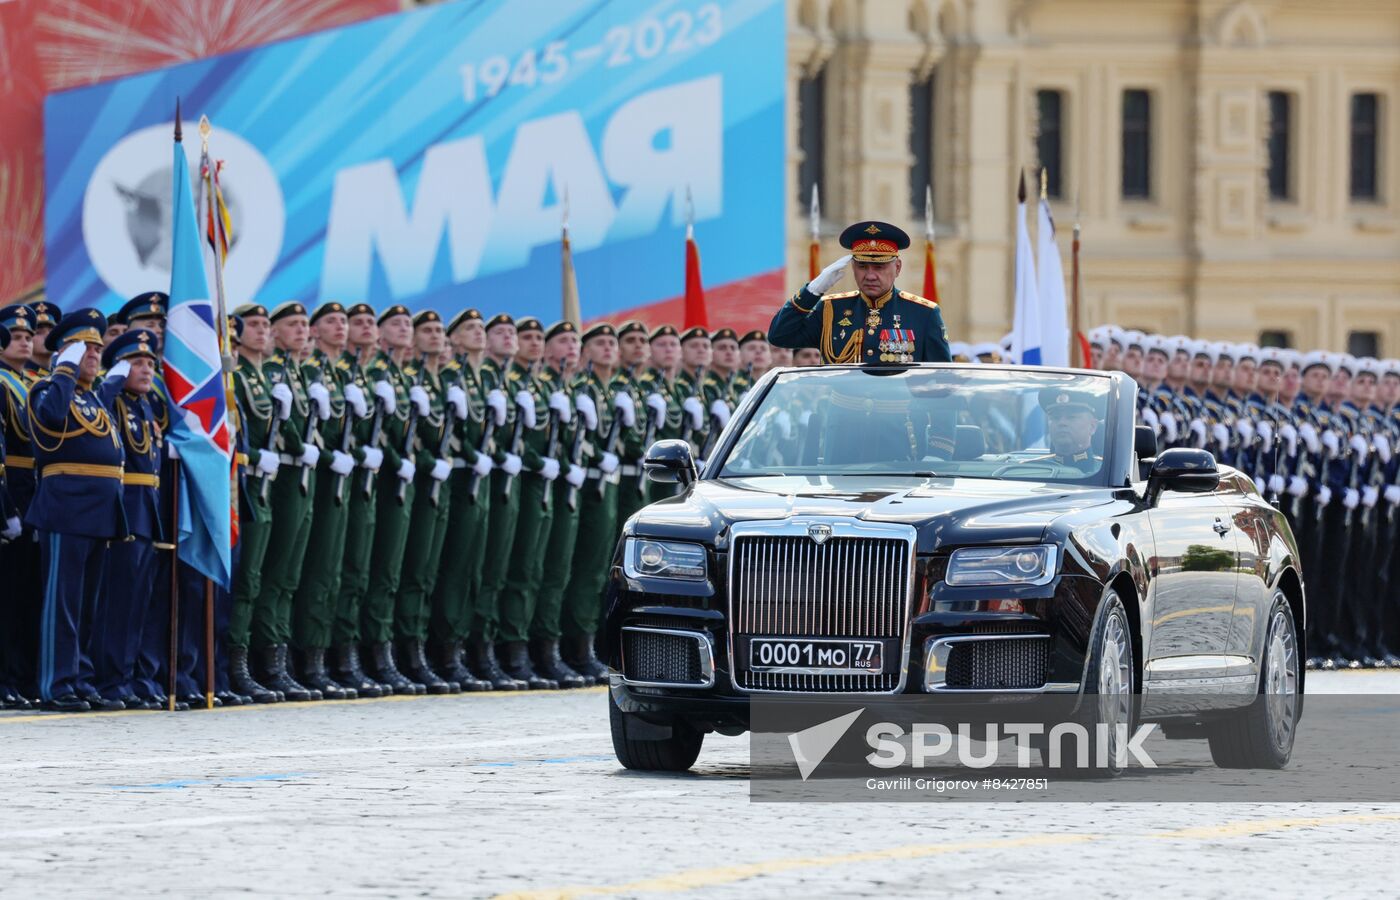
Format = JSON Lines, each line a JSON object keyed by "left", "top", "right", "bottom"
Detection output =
{"left": 865, "top": 307, "right": 881, "bottom": 333}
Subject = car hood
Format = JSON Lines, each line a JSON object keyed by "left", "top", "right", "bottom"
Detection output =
{"left": 630, "top": 475, "right": 1118, "bottom": 552}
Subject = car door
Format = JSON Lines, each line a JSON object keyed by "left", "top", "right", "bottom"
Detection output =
{"left": 1221, "top": 485, "right": 1273, "bottom": 678}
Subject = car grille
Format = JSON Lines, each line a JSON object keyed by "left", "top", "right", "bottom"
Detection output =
{"left": 622, "top": 629, "right": 707, "bottom": 686}
{"left": 944, "top": 637, "right": 1050, "bottom": 689}
{"left": 730, "top": 533, "right": 911, "bottom": 692}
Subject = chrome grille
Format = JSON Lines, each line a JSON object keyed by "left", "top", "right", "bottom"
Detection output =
{"left": 945, "top": 637, "right": 1049, "bottom": 689}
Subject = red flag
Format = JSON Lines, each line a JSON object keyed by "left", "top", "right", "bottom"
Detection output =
{"left": 808, "top": 239, "right": 820, "bottom": 281}
{"left": 922, "top": 238, "right": 939, "bottom": 303}
{"left": 684, "top": 227, "right": 708, "bottom": 329}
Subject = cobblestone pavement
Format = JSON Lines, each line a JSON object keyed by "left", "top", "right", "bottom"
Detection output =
{"left": 2, "top": 670, "right": 1399, "bottom": 898}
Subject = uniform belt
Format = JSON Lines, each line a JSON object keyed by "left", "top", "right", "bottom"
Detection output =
{"left": 619, "top": 464, "right": 640, "bottom": 477}
{"left": 6, "top": 455, "right": 34, "bottom": 469}
{"left": 122, "top": 473, "right": 161, "bottom": 488}
{"left": 278, "top": 453, "right": 307, "bottom": 465}
{"left": 42, "top": 463, "right": 124, "bottom": 480}
{"left": 585, "top": 467, "right": 623, "bottom": 484}
{"left": 452, "top": 458, "right": 468, "bottom": 469}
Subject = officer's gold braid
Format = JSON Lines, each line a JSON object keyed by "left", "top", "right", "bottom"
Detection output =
{"left": 819, "top": 298, "right": 862, "bottom": 364}
{"left": 27, "top": 387, "right": 114, "bottom": 453}
{"left": 5, "top": 391, "right": 31, "bottom": 441}
{"left": 115, "top": 394, "right": 152, "bottom": 455}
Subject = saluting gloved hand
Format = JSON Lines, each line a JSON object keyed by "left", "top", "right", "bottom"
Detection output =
{"left": 487, "top": 389, "right": 508, "bottom": 426}
{"left": 360, "top": 447, "right": 384, "bottom": 471}
{"left": 1211, "top": 422, "right": 1230, "bottom": 449}
{"left": 575, "top": 393, "right": 598, "bottom": 431}
{"left": 501, "top": 453, "right": 523, "bottom": 476}
{"left": 807, "top": 254, "right": 853, "bottom": 295}
{"left": 298, "top": 444, "right": 321, "bottom": 468}
{"left": 516, "top": 390, "right": 537, "bottom": 428}
{"left": 548, "top": 390, "right": 572, "bottom": 420}
{"left": 271, "top": 383, "right": 294, "bottom": 421}
{"left": 1298, "top": 423, "right": 1320, "bottom": 454}
{"left": 1235, "top": 417, "right": 1255, "bottom": 444}
{"left": 429, "top": 459, "right": 451, "bottom": 482}
{"left": 538, "top": 458, "right": 560, "bottom": 481}
{"left": 1160, "top": 411, "right": 1178, "bottom": 444}
{"left": 308, "top": 382, "right": 331, "bottom": 419}
{"left": 1316, "top": 485, "right": 1333, "bottom": 507}
{"left": 1287, "top": 475, "right": 1309, "bottom": 498}
{"left": 56, "top": 341, "right": 86, "bottom": 369}
{"left": 1375, "top": 432, "right": 1393, "bottom": 464}
{"left": 255, "top": 451, "right": 280, "bottom": 477}
{"left": 329, "top": 450, "right": 355, "bottom": 476}
{"left": 710, "top": 398, "right": 731, "bottom": 429}
{"left": 565, "top": 463, "right": 585, "bottom": 487}
{"left": 598, "top": 451, "right": 619, "bottom": 474}
{"left": 471, "top": 453, "right": 493, "bottom": 477}
{"left": 1321, "top": 429, "right": 1340, "bottom": 457}
{"left": 446, "top": 385, "right": 468, "bottom": 420}
{"left": 343, "top": 382, "right": 368, "bottom": 418}
{"left": 2, "top": 516, "right": 21, "bottom": 541}
{"left": 1189, "top": 418, "right": 1207, "bottom": 448}
{"left": 1348, "top": 433, "right": 1369, "bottom": 461}
{"left": 104, "top": 360, "right": 131, "bottom": 384}
{"left": 373, "top": 380, "right": 396, "bottom": 414}
{"left": 409, "top": 385, "right": 431, "bottom": 417}
{"left": 1279, "top": 422, "right": 1298, "bottom": 455}
{"left": 1268, "top": 474, "right": 1285, "bottom": 496}
{"left": 1256, "top": 420, "right": 1273, "bottom": 451}
{"left": 1385, "top": 484, "right": 1400, "bottom": 506}
{"left": 682, "top": 396, "right": 704, "bottom": 430}
{"left": 613, "top": 391, "right": 635, "bottom": 428}
{"left": 645, "top": 393, "right": 667, "bottom": 426}
{"left": 397, "top": 458, "right": 416, "bottom": 482}
{"left": 1362, "top": 485, "right": 1379, "bottom": 508}
{"left": 775, "top": 409, "right": 794, "bottom": 440}
{"left": 1343, "top": 487, "right": 1360, "bottom": 510}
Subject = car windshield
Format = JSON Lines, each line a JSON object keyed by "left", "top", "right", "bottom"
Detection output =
{"left": 719, "top": 366, "right": 1115, "bottom": 485}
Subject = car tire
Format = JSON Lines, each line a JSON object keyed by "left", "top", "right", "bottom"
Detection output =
{"left": 608, "top": 690, "right": 704, "bottom": 772}
{"left": 1208, "top": 592, "right": 1300, "bottom": 770}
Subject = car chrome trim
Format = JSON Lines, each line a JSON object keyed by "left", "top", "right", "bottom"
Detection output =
{"left": 618, "top": 626, "right": 716, "bottom": 690}
{"left": 922, "top": 634, "right": 1075, "bottom": 693}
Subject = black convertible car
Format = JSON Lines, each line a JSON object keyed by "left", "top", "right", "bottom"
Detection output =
{"left": 602, "top": 364, "right": 1305, "bottom": 772}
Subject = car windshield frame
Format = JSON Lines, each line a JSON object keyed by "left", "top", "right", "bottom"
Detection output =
{"left": 712, "top": 364, "right": 1128, "bottom": 488}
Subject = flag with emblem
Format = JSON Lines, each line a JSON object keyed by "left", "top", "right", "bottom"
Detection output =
{"left": 164, "top": 105, "right": 233, "bottom": 588}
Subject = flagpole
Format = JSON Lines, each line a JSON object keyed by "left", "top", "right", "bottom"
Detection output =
{"left": 923, "top": 184, "right": 938, "bottom": 304}
{"left": 168, "top": 99, "right": 183, "bottom": 713}
{"left": 1071, "top": 191, "right": 1083, "bottom": 368}
{"left": 808, "top": 184, "right": 821, "bottom": 281}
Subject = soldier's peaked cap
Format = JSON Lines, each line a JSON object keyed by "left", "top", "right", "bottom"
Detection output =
{"left": 739, "top": 329, "right": 767, "bottom": 346}
{"left": 46, "top": 308, "right": 107, "bottom": 352}
{"left": 616, "top": 320, "right": 647, "bottom": 338}
{"left": 102, "top": 328, "right": 160, "bottom": 369}
{"left": 114, "top": 291, "right": 168, "bottom": 326}
{"left": 268, "top": 301, "right": 308, "bottom": 323}
{"left": 1039, "top": 387, "right": 1096, "bottom": 417}
{"left": 582, "top": 322, "right": 616, "bottom": 343}
{"left": 233, "top": 302, "right": 270, "bottom": 320}
{"left": 710, "top": 327, "right": 739, "bottom": 344}
{"left": 678, "top": 325, "right": 709, "bottom": 344}
{"left": 310, "top": 301, "right": 348, "bottom": 325}
{"left": 516, "top": 317, "right": 544, "bottom": 334}
{"left": 413, "top": 309, "right": 442, "bottom": 328}
{"left": 0, "top": 304, "right": 34, "bottom": 333}
{"left": 839, "top": 221, "right": 910, "bottom": 262}
{"left": 377, "top": 304, "right": 412, "bottom": 325}
{"left": 485, "top": 312, "right": 515, "bottom": 332}
{"left": 345, "top": 302, "right": 376, "bottom": 318}
{"left": 545, "top": 320, "right": 577, "bottom": 341}
{"left": 446, "top": 308, "right": 483, "bottom": 334}
{"left": 648, "top": 324, "right": 678, "bottom": 342}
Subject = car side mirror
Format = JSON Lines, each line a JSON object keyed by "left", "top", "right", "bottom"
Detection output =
{"left": 1147, "top": 447, "right": 1219, "bottom": 504}
{"left": 643, "top": 439, "right": 698, "bottom": 486}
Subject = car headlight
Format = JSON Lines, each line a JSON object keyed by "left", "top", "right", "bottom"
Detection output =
{"left": 623, "top": 538, "right": 708, "bottom": 581}
{"left": 945, "top": 545, "right": 1058, "bottom": 586}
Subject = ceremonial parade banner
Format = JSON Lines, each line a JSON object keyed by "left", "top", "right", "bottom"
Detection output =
{"left": 43, "top": 0, "right": 787, "bottom": 327}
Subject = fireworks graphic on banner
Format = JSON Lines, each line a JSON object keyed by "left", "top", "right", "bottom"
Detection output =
{"left": 0, "top": 152, "right": 45, "bottom": 304}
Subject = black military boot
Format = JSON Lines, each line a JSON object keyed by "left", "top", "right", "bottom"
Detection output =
{"left": 501, "top": 641, "right": 557, "bottom": 690}
{"left": 258, "top": 645, "right": 314, "bottom": 702}
{"left": 367, "top": 641, "right": 423, "bottom": 695}
{"left": 563, "top": 634, "right": 609, "bottom": 684}
{"left": 229, "top": 647, "right": 278, "bottom": 704}
{"left": 298, "top": 647, "right": 353, "bottom": 700}
{"left": 467, "top": 635, "right": 524, "bottom": 690}
{"left": 433, "top": 639, "right": 490, "bottom": 692}
{"left": 399, "top": 638, "right": 455, "bottom": 694}
{"left": 531, "top": 638, "right": 587, "bottom": 689}
{"left": 331, "top": 643, "right": 383, "bottom": 698}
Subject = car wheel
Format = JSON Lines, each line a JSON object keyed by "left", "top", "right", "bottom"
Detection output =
{"left": 608, "top": 690, "right": 703, "bottom": 772}
{"left": 1208, "top": 592, "right": 1299, "bottom": 769}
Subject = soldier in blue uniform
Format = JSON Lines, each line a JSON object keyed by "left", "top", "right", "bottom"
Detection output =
{"left": 25, "top": 301, "right": 61, "bottom": 380}
{"left": 25, "top": 309, "right": 128, "bottom": 712}
{"left": 0, "top": 305, "right": 39, "bottom": 708}
{"left": 770, "top": 221, "right": 951, "bottom": 365}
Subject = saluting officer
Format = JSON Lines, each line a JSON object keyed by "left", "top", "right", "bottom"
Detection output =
{"left": 0, "top": 304, "right": 38, "bottom": 708}
{"left": 26, "top": 309, "right": 127, "bottom": 712}
{"left": 770, "top": 221, "right": 951, "bottom": 364}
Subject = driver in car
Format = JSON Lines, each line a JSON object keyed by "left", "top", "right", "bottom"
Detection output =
{"left": 1036, "top": 388, "right": 1103, "bottom": 473}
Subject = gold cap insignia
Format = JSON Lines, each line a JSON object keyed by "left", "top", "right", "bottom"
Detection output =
{"left": 864, "top": 224, "right": 881, "bottom": 235}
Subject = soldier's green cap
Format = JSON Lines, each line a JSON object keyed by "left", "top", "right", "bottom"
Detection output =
{"left": 1039, "top": 387, "right": 1097, "bottom": 417}
{"left": 679, "top": 325, "right": 709, "bottom": 345}
{"left": 230, "top": 315, "right": 244, "bottom": 344}
{"left": 710, "top": 327, "right": 739, "bottom": 345}
{"left": 309, "top": 301, "right": 348, "bottom": 325}
{"left": 485, "top": 312, "right": 515, "bottom": 332}
{"left": 739, "top": 329, "right": 767, "bottom": 346}
{"left": 545, "top": 320, "right": 578, "bottom": 342}
{"left": 649, "top": 324, "right": 678, "bottom": 342}
{"left": 447, "top": 308, "right": 483, "bottom": 334}
{"left": 345, "top": 302, "right": 376, "bottom": 319}
{"left": 377, "top": 304, "right": 412, "bottom": 326}
{"left": 582, "top": 322, "right": 616, "bottom": 343}
{"left": 268, "top": 301, "right": 309, "bottom": 323}
{"left": 617, "top": 320, "right": 648, "bottom": 339}
{"left": 413, "top": 309, "right": 442, "bottom": 328}
{"left": 233, "top": 303, "right": 270, "bottom": 320}
{"left": 516, "top": 317, "right": 544, "bottom": 335}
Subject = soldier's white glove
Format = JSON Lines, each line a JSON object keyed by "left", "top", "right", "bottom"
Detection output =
{"left": 409, "top": 385, "right": 431, "bottom": 417}
{"left": 808, "top": 254, "right": 853, "bottom": 295}
{"left": 429, "top": 458, "right": 451, "bottom": 482}
{"left": 56, "top": 341, "right": 86, "bottom": 369}
{"left": 1279, "top": 422, "right": 1297, "bottom": 454}
{"left": 775, "top": 409, "right": 793, "bottom": 440}
{"left": 1348, "top": 433, "right": 1368, "bottom": 461}
{"left": 538, "top": 458, "right": 560, "bottom": 481}
{"left": 1385, "top": 484, "right": 1400, "bottom": 506}
{"left": 1343, "top": 487, "right": 1360, "bottom": 510}
{"left": 1189, "top": 418, "right": 1207, "bottom": 448}
{"left": 516, "top": 390, "right": 536, "bottom": 428}
{"left": 446, "top": 385, "right": 468, "bottom": 420}
{"left": 548, "top": 391, "right": 572, "bottom": 420}
{"left": 598, "top": 451, "right": 619, "bottom": 474}
{"left": 682, "top": 396, "right": 704, "bottom": 430}
{"left": 373, "top": 380, "right": 396, "bottom": 414}
{"left": 710, "top": 399, "right": 731, "bottom": 429}
{"left": 308, "top": 381, "right": 331, "bottom": 419}
{"left": 255, "top": 451, "right": 280, "bottom": 477}
{"left": 360, "top": 447, "right": 383, "bottom": 471}
{"left": 471, "top": 454, "right": 493, "bottom": 477}
{"left": 397, "top": 458, "right": 416, "bottom": 481}
{"left": 271, "top": 383, "right": 294, "bottom": 421}
{"left": 329, "top": 450, "right": 355, "bottom": 476}
{"left": 344, "top": 383, "right": 368, "bottom": 418}
{"left": 2, "top": 516, "right": 21, "bottom": 541}
{"left": 1253, "top": 476, "right": 1266, "bottom": 495}
{"left": 1256, "top": 420, "right": 1273, "bottom": 451}
{"left": 1298, "top": 423, "right": 1320, "bottom": 454}
{"left": 1321, "top": 429, "right": 1340, "bottom": 457}
{"left": 298, "top": 444, "right": 321, "bottom": 468}
{"left": 487, "top": 389, "right": 508, "bottom": 426}
{"left": 1160, "top": 411, "right": 1178, "bottom": 444}
{"left": 167, "top": 442, "right": 180, "bottom": 460}
{"left": 1268, "top": 474, "right": 1285, "bottom": 496}
{"left": 1140, "top": 406, "right": 1159, "bottom": 432}
{"left": 1287, "top": 475, "right": 1309, "bottom": 498}
{"left": 613, "top": 391, "right": 635, "bottom": 428}
{"left": 575, "top": 393, "right": 598, "bottom": 431}
{"left": 1235, "top": 418, "right": 1255, "bottom": 444}
{"left": 1316, "top": 485, "right": 1332, "bottom": 507}
{"left": 1374, "top": 433, "right": 1393, "bottom": 464}
{"left": 501, "top": 453, "right": 523, "bottom": 476}
{"left": 646, "top": 393, "right": 667, "bottom": 426}
{"left": 1211, "top": 422, "right": 1230, "bottom": 449}
{"left": 1362, "top": 485, "right": 1379, "bottom": 508}
{"left": 105, "top": 360, "right": 131, "bottom": 383}
{"left": 695, "top": 457, "right": 707, "bottom": 471}
{"left": 565, "top": 463, "right": 585, "bottom": 487}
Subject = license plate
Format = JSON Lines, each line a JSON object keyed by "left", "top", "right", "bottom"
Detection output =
{"left": 748, "top": 637, "right": 883, "bottom": 673}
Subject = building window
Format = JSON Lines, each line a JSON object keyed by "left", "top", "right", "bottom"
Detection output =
{"left": 1121, "top": 89, "right": 1152, "bottom": 199}
{"left": 1347, "top": 330, "right": 1380, "bottom": 358}
{"left": 798, "top": 70, "right": 826, "bottom": 207}
{"left": 1350, "top": 92, "right": 1379, "bottom": 201}
{"left": 1037, "top": 89, "right": 1065, "bottom": 199}
{"left": 1259, "top": 330, "right": 1292, "bottom": 349}
{"left": 1266, "top": 91, "right": 1292, "bottom": 200}
{"left": 909, "top": 73, "right": 935, "bottom": 214}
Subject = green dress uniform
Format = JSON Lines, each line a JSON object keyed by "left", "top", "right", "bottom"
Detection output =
{"left": 639, "top": 365, "right": 686, "bottom": 502}
{"left": 676, "top": 363, "right": 709, "bottom": 459}
{"left": 613, "top": 362, "right": 652, "bottom": 540}
{"left": 471, "top": 354, "right": 521, "bottom": 641}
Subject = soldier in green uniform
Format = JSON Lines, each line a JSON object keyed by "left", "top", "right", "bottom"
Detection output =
{"left": 228, "top": 305, "right": 283, "bottom": 703}
{"left": 288, "top": 302, "right": 366, "bottom": 700}
{"left": 253, "top": 301, "right": 325, "bottom": 702}
{"left": 640, "top": 325, "right": 686, "bottom": 501}
{"left": 560, "top": 323, "right": 633, "bottom": 682}
{"left": 329, "top": 303, "right": 390, "bottom": 697}
{"left": 676, "top": 326, "right": 711, "bottom": 462}
{"left": 739, "top": 330, "right": 772, "bottom": 383}
{"left": 529, "top": 321, "right": 590, "bottom": 686}
{"left": 613, "top": 322, "right": 655, "bottom": 537}
{"left": 696, "top": 328, "right": 747, "bottom": 467}
{"left": 360, "top": 305, "right": 425, "bottom": 695}
{"left": 427, "top": 309, "right": 497, "bottom": 691}
{"left": 390, "top": 310, "right": 457, "bottom": 695}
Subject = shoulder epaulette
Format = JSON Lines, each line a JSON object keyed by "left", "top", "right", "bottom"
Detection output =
{"left": 335, "top": 359, "right": 351, "bottom": 370}
{"left": 507, "top": 370, "right": 521, "bottom": 381}
{"left": 897, "top": 290, "right": 939, "bottom": 309}
{"left": 822, "top": 290, "right": 860, "bottom": 300}
{"left": 703, "top": 376, "right": 719, "bottom": 387}
{"left": 404, "top": 365, "right": 419, "bottom": 376}
{"left": 638, "top": 372, "right": 654, "bottom": 383}
{"left": 268, "top": 354, "right": 284, "bottom": 366}
{"left": 445, "top": 360, "right": 461, "bottom": 371}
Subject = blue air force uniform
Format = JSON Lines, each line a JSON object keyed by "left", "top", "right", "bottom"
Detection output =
{"left": 0, "top": 305, "right": 41, "bottom": 705}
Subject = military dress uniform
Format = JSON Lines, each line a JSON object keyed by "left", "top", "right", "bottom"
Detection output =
{"left": 639, "top": 325, "right": 687, "bottom": 502}
{"left": 25, "top": 300, "right": 61, "bottom": 381}
{"left": 0, "top": 305, "right": 39, "bottom": 707}
{"left": 613, "top": 322, "right": 654, "bottom": 555}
